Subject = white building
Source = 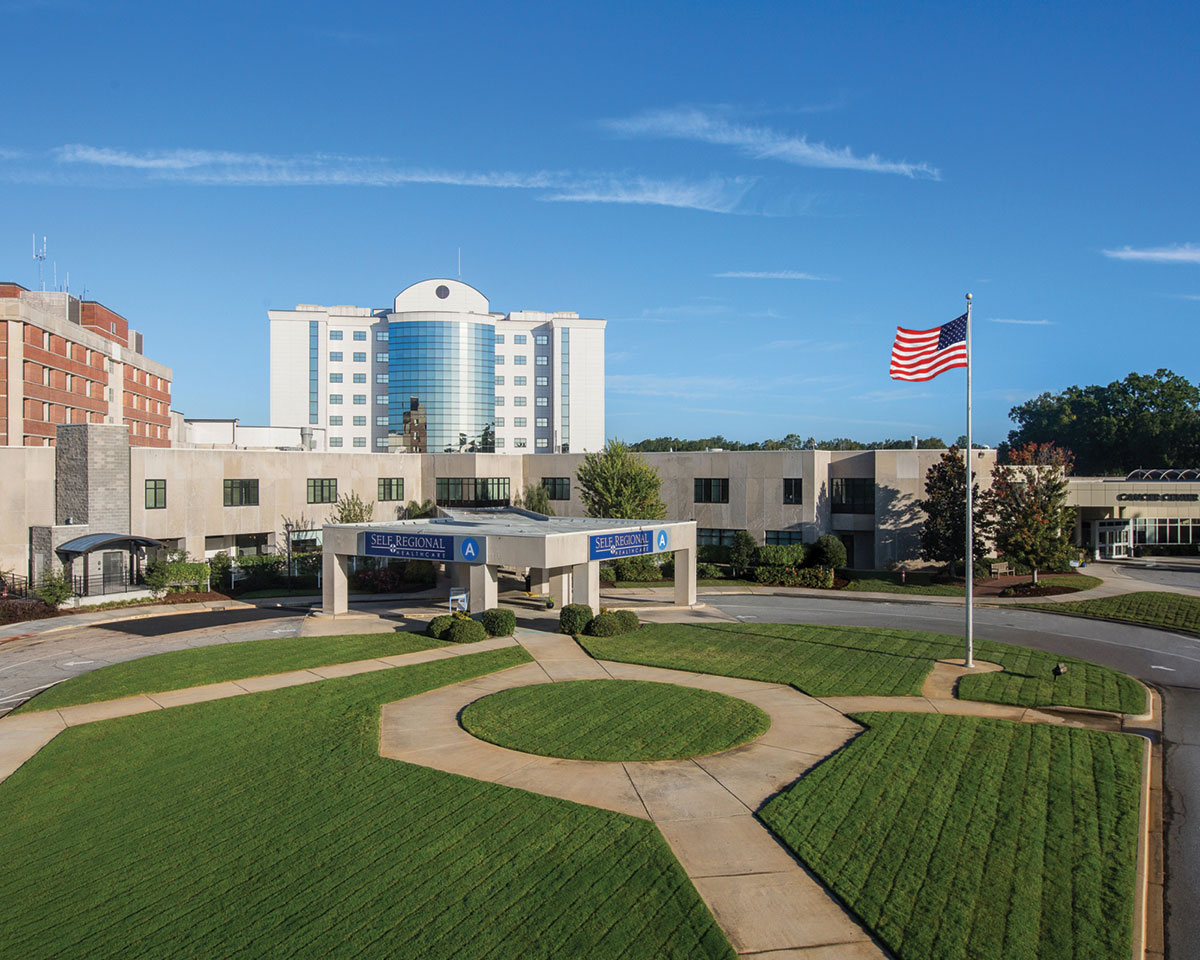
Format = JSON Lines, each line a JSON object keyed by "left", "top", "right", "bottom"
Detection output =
{"left": 269, "top": 279, "right": 605, "bottom": 454}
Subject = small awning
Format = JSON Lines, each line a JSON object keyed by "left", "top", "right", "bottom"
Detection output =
{"left": 290, "top": 530, "right": 322, "bottom": 542}
{"left": 55, "top": 534, "right": 166, "bottom": 557}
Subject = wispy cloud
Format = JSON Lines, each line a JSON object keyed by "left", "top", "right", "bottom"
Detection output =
{"left": 4, "top": 144, "right": 757, "bottom": 215}
{"left": 1173, "top": 294, "right": 1200, "bottom": 301}
{"left": 0, "top": 147, "right": 27, "bottom": 160}
{"left": 1102, "top": 243, "right": 1200, "bottom": 265}
{"left": 603, "top": 107, "right": 940, "bottom": 180}
{"left": 986, "top": 317, "right": 1054, "bottom": 326}
{"left": 852, "top": 388, "right": 936, "bottom": 402}
{"left": 610, "top": 303, "right": 730, "bottom": 324}
{"left": 713, "top": 270, "right": 831, "bottom": 280}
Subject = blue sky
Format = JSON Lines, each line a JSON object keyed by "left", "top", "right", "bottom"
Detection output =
{"left": 2, "top": 0, "right": 1197, "bottom": 445}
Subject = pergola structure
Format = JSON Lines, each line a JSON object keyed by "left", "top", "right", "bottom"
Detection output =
{"left": 320, "top": 508, "right": 697, "bottom": 615}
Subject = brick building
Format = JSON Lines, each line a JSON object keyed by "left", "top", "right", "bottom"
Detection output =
{"left": 0, "top": 283, "right": 172, "bottom": 448}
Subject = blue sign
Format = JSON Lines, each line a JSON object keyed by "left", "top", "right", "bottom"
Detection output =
{"left": 363, "top": 532, "right": 486, "bottom": 564}
{"left": 589, "top": 530, "right": 653, "bottom": 560}
{"left": 656, "top": 529, "right": 669, "bottom": 552}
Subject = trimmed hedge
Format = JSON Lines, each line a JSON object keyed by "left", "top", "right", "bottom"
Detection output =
{"left": 447, "top": 618, "right": 487, "bottom": 644}
{"left": 585, "top": 612, "right": 625, "bottom": 637}
{"left": 806, "top": 535, "right": 847, "bottom": 569}
{"left": 614, "top": 609, "right": 640, "bottom": 633}
{"left": 696, "top": 562, "right": 724, "bottom": 579}
{"left": 478, "top": 607, "right": 516, "bottom": 637}
{"left": 426, "top": 615, "right": 454, "bottom": 640}
{"left": 145, "top": 560, "right": 210, "bottom": 596}
{"left": 758, "top": 543, "right": 806, "bottom": 566}
{"left": 560, "top": 603, "right": 594, "bottom": 636}
{"left": 754, "top": 565, "right": 835, "bottom": 589}
{"left": 613, "top": 555, "right": 662, "bottom": 582}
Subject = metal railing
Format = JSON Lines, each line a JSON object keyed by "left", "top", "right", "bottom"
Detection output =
{"left": 70, "top": 571, "right": 146, "bottom": 598}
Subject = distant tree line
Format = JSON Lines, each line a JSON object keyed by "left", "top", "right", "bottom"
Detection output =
{"left": 629, "top": 434, "right": 949, "bottom": 452}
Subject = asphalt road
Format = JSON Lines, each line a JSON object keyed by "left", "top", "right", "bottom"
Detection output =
{"left": 1116, "top": 563, "right": 1200, "bottom": 592}
{"left": 704, "top": 593, "right": 1199, "bottom": 960}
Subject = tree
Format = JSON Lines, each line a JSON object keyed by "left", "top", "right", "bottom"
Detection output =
{"left": 403, "top": 498, "right": 437, "bottom": 519}
{"left": 981, "top": 443, "right": 1077, "bottom": 584}
{"left": 728, "top": 530, "right": 758, "bottom": 577}
{"left": 917, "top": 447, "right": 989, "bottom": 577}
{"left": 513, "top": 482, "right": 554, "bottom": 516}
{"left": 329, "top": 491, "right": 374, "bottom": 524}
{"left": 34, "top": 568, "right": 74, "bottom": 608}
{"left": 576, "top": 439, "right": 667, "bottom": 519}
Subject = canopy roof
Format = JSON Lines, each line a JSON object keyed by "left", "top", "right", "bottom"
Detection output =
{"left": 55, "top": 533, "right": 165, "bottom": 557}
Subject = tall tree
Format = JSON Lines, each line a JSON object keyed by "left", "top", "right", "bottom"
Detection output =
{"left": 513, "top": 482, "right": 554, "bottom": 516}
{"left": 576, "top": 439, "right": 667, "bottom": 520}
{"left": 982, "top": 443, "right": 1077, "bottom": 584}
{"left": 329, "top": 491, "right": 374, "bottom": 524}
{"left": 916, "top": 447, "right": 989, "bottom": 577}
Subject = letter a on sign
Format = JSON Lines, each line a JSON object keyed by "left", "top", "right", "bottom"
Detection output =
{"left": 461, "top": 538, "right": 478, "bottom": 561}
{"left": 656, "top": 530, "right": 668, "bottom": 551}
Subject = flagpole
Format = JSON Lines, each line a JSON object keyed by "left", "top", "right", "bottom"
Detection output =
{"left": 964, "top": 292, "right": 974, "bottom": 667}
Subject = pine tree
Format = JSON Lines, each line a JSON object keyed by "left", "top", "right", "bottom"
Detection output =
{"left": 917, "top": 446, "right": 989, "bottom": 577}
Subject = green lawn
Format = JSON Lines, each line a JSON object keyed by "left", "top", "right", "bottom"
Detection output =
{"left": 16, "top": 632, "right": 446, "bottom": 713}
{"left": 1019, "top": 590, "right": 1200, "bottom": 636}
{"left": 842, "top": 574, "right": 1103, "bottom": 597}
{"left": 760, "top": 712, "right": 1143, "bottom": 960}
{"left": 461, "top": 679, "right": 769, "bottom": 761}
{"left": 579, "top": 622, "right": 1146, "bottom": 713}
{"left": 0, "top": 648, "right": 734, "bottom": 960}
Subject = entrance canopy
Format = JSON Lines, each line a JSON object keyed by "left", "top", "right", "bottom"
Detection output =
{"left": 55, "top": 533, "right": 165, "bottom": 558}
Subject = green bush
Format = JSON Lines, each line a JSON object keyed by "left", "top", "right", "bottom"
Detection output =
{"left": 659, "top": 558, "right": 675, "bottom": 579}
{"left": 403, "top": 560, "right": 438, "bottom": 584}
{"left": 758, "top": 543, "right": 806, "bottom": 567}
{"left": 33, "top": 570, "right": 74, "bottom": 609}
{"left": 807, "top": 534, "right": 847, "bottom": 570}
{"left": 478, "top": 607, "right": 516, "bottom": 637}
{"left": 231, "top": 554, "right": 287, "bottom": 591}
{"left": 447, "top": 618, "right": 487, "bottom": 644}
{"left": 426, "top": 615, "right": 454, "bottom": 639}
{"left": 585, "top": 611, "right": 625, "bottom": 636}
{"left": 612, "top": 555, "right": 662, "bottom": 581}
{"left": 698, "top": 544, "right": 731, "bottom": 564}
{"left": 559, "top": 603, "right": 594, "bottom": 635}
{"left": 729, "top": 530, "right": 758, "bottom": 576}
{"left": 208, "top": 552, "right": 232, "bottom": 590}
{"left": 613, "top": 609, "right": 640, "bottom": 633}
{"left": 754, "top": 565, "right": 835, "bottom": 589}
{"left": 145, "top": 560, "right": 210, "bottom": 597}
{"left": 696, "top": 562, "right": 724, "bottom": 579}
{"left": 1135, "top": 544, "right": 1199, "bottom": 557}
{"left": 598, "top": 562, "right": 617, "bottom": 581}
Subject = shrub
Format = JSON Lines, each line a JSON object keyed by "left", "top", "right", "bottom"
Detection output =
{"left": 559, "top": 603, "right": 594, "bottom": 635}
{"left": 403, "top": 560, "right": 438, "bottom": 584}
{"left": 33, "top": 569, "right": 75, "bottom": 608}
{"left": 613, "top": 555, "right": 662, "bottom": 582}
{"left": 230, "top": 554, "right": 287, "bottom": 591}
{"left": 613, "top": 609, "right": 640, "bottom": 633}
{"left": 0, "top": 598, "right": 57, "bottom": 625}
{"left": 447, "top": 618, "right": 487, "bottom": 644}
{"left": 807, "top": 534, "right": 847, "bottom": 569}
{"left": 208, "top": 551, "right": 232, "bottom": 590}
{"left": 758, "top": 543, "right": 806, "bottom": 567}
{"left": 426, "top": 615, "right": 454, "bottom": 639}
{"left": 660, "top": 558, "right": 675, "bottom": 579}
{"left": 1135, "top": 544, "right": 1199, "bottom": 557}
{"left": 698, "top": 544, "right": 731, "bottom": 564}
{"left": 144, "top": 560, "right": 210, "bottom": 597}
{"left": 478, "top": 607, "right": 516, "bottom": 637}
{"left": 696, "top": 562, "right": 724, "bottom": 579}
{"left": 729, "top": 530, "right": 759, "bottom": 576}
{"left": 598, "top": 562, "right": 617, "bottom": 581}
{"left": 754, "top": 565, "right": 835, "bottom": 589}
{"left": 585, "top": 611, "right": 625, "bottom": 636}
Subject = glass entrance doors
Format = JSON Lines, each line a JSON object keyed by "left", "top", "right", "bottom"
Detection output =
{"left": 1095, "top": 520, "right": 1131, "bottom": 560}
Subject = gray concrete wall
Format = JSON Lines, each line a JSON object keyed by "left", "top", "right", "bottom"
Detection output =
{"left": 0, "top": 447, "right": 55, "bottom": 576}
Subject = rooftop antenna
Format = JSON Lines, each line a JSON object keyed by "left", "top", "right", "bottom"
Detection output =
{"left": 32, "top": 234, "right": 47, "bottom": 290}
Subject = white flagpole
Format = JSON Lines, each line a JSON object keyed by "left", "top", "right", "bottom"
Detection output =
{"left": 964, "top": 292, "right": 974, "bottom": 667}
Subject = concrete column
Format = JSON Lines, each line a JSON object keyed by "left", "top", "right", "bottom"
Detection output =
{"left": 571, "top": 560, "right": 599, "bottom": 609}
{"left": 183, "top": 535, "right": 205, "bottom": 560}
{"left": 6, "top": 320, "right": 24, "bottom": 445}
{"left": 674, "top": 547, "right": 697, "bottom": 606}
{"left": 468, "top": 563, "right": 498, "bottom": 613}
{"left": 322, "top": 550, "right": 350, "bottom": 615}
{"left": 549, "top": 567, "right": 571, "bottom": 608}
{"left": 528, "top": 566, "right": 549, "bottom": 595}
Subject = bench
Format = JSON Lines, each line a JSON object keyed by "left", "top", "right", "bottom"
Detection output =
{"left": 992, "top": 561, "right": 1010, "bottom": 578}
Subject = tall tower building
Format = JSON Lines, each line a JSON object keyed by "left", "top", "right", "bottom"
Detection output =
{"left": 268, "top": 279, "right": 605, "bottom": 453}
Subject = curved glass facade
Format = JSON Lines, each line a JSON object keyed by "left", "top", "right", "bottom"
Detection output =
{"left": 388, "top": 320, "right": 495, "bottom": 452}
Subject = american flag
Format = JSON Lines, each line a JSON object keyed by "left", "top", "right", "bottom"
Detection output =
{"left": 889, "top": 312, "right": 969, "bottom": 381}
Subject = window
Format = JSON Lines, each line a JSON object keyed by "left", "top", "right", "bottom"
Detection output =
{"left": 495, "top": 437, "right": 505, "bottom": 448}
{"left": 514, "top": 355, "right": 527, "bottom": 365}
{"left": 329, "top": 415, "right": 343, "bottom": 425}
{"left": 353, "top": 415, "right": 366, "bottom": 426}
{"left": 376, "top": 438, "right": 388, "bottom": 448}
{"left": 353, "top": 373, "right": 367, "bottom": 383}
{"left": 330, "top": 351, "right": 343, "bottom": 362}
{"left": 353, "top": 395, "right": 366, "bottom": 404}
{"left": 376, "top": 331, "right": 388, "bottom": 341}
{"left": 494, "top": 417, "right": 505, "bottom": 427}
{"left": 536, "top": 376, "right": 548, "bottom": 386}
{"left": 307, "top": 478, "right": 338, "bottom": 503}
{"left": 694, "top": 478, "right": 730, "bottom": 503}
{"left": 536, "top": 417, "right": 548, "bottom": 427}
{"left": 353, "top": 437, "right": 366, "bottom": 447}
{"left": 536, "top": 438, "right": 548, "bottom": 449}
{"left": 378, "top": 478, "right": 404, "bottom": 501}
{"left": 329, "top": 373, "right": 343, "bottom": 383}
{"left": 495, "top": 334, "right": 505, "bottom": 344}
{"left": 535, "top": 334, "right": 548, "bottom": 345}
{"left": 495, "top": 355, "right": 505, "bottom": 365}
{"left": 783, "top": 478, "right": 802, "bottom": 505}
{"left": 514, "top": 396, "right": 527, "bottom": 406}
{"left": 831, "top": 478, "right": 874, "bottom": 514}
{"left": 766, "top": 530, "right": 805, "bottom": 545}
{"left": 541, "top": 477, "right": 570, "bottom": 500}
{"left": 376, "top": 352, "right": 388, "bottom": 363}
{"left": 353, "top": 330, "right": 367, "bottom": 341}
{"left": 514, "top": 334, "right": 527, "bottom": 344}
{"left": 330, "top": 394, "right": 343, "bottom": 404}
{"left": 697, "top": 528, "right": 738, "bottom": 547}
{"left": 435, "top": 477, "right": 510, "bottom": 507}
{"left": 495, "top": 396, "right": 505, "bottom": 406}
{"left": 145, "top": 479, "right": 166, "bottom": 509}
{"left": 330, "top": 330, "right": 344, "bottom": 341}
{"left": 376, "top": 395, "right": 388, "bottom": 404}
{"left": 536, "top": 356, "right": 548, "bottom": 366}
{"left": 224, "top": 479, "right": 259, "bottom": 507}
{"left": 374, "top": 373, "right": 387, "bottom": 384}
{"left": 513, "top": 417, "right": 527, "bottom": 427}
{"left": 514, "top": 438, "right": 527, "bottom": 448}
{"left": 536, "top": 397, "right": 548, "bottom": 407}
{"left": 330, "top": 437, "right": 344, "bottom": 447}
{"left": 376, "top": 416, "right": 388, "bottom": 426}
{"left": 494, "top": 376, "right": 505, "bottom": 386}
{"left": 353, "top": 352, "right": 366, "bottom": 362}
{"left": 513, "top": 376, "right": 526, "bottom": 386}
